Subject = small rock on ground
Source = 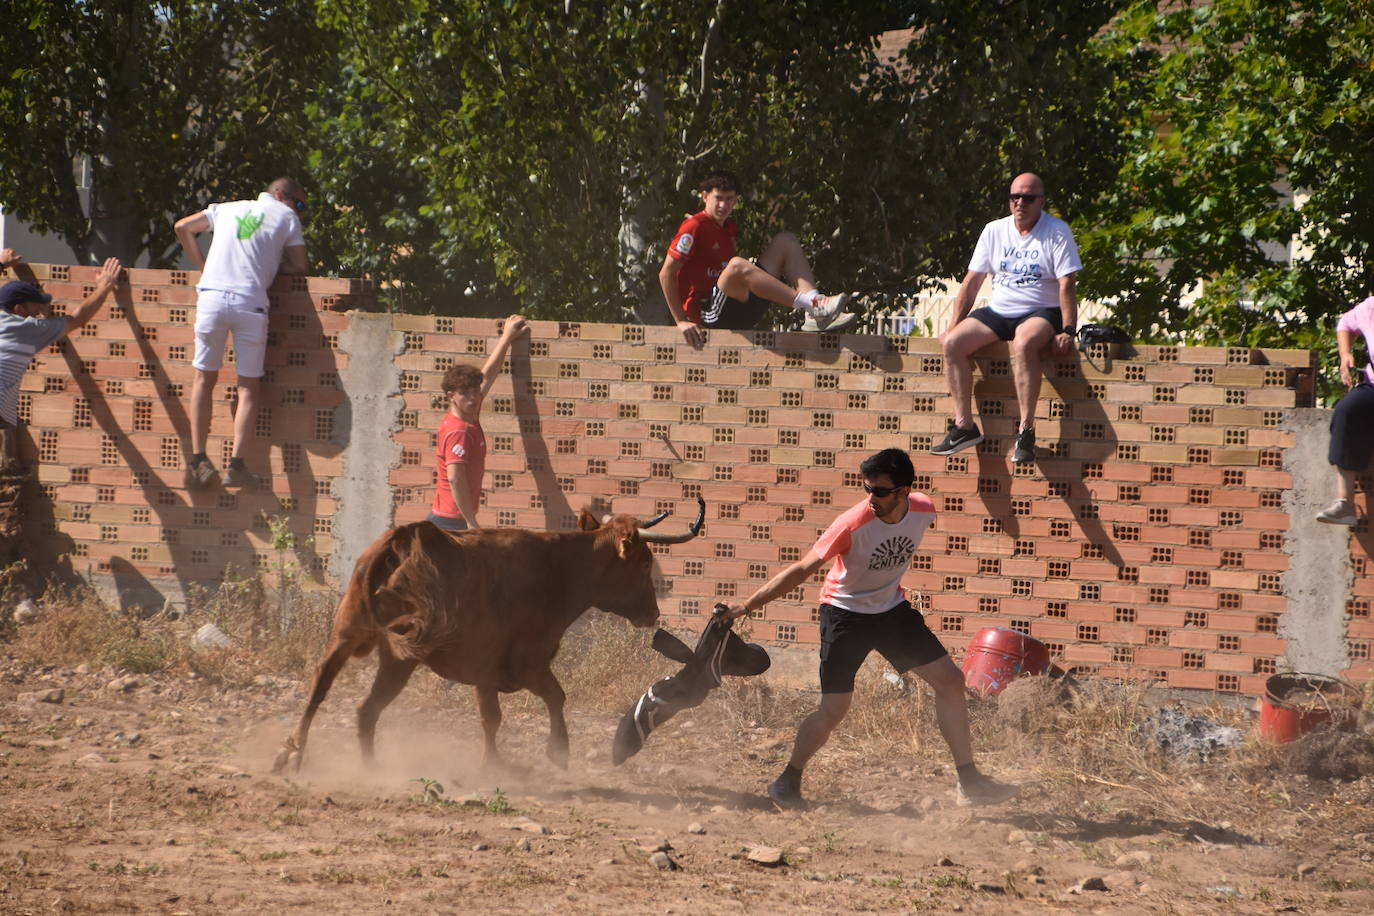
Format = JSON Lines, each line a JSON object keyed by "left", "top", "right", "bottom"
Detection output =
{"left": 746, "top": 846, "right": 785, "bottom": 866}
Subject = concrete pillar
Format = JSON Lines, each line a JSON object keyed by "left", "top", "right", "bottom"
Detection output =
{"left": 1280, "top": 408, "right": 1351, "bottom": 675}
{"left": 330, "top": 312, "right": 404, "bottom": 583}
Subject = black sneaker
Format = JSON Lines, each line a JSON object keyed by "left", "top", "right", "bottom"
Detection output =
{"left": 189, "top": 458, "right": 219, "bottom": 489}
{"left": 931, "top": 423, "right": 983, "bottom": 456}
{"left": 955, "top": 772, "right": 1019, "bottom": 807}
{"left": 1012, "top": 428, "right": 1036, "bottom": 464}
{"left": 767, "top": 771, "right": 806, "bottom": 809}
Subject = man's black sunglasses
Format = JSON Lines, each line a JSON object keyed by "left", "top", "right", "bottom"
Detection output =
{"left": 291, "top": 198, "right": 308, "bottom": 214}
{"left": 1008, "top": 193, "right": 1043, "bottom": 203}
{"left": 862, "top": 482, "right": 907, "bottom": 498}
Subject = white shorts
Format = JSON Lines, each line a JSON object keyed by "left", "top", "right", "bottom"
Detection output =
{"left": 194, "top": 289, "right": 269, "bottom": 378}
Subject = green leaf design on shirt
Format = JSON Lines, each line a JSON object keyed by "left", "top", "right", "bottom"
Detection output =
{"left": 235, "top": 211, "right": 264, "bottom": 240}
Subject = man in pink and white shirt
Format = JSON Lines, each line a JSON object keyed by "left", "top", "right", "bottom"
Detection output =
{"left": 724, "top": 448, "right": 1016, "bottom": 808}
{"left": 1316, "top": 296, "right": 1374, "bottom": 525}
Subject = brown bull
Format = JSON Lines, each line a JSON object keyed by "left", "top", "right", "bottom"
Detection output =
{"left": 273, "top": 498, "right": 704, "bottom": 774}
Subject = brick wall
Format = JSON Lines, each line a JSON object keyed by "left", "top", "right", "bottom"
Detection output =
{"left": 14, "top": 264, "right": 1371, "bottom": 694}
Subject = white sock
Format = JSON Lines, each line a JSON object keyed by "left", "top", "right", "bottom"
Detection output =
{"left": 793, "top": 289, "right": 820, "bottom": 311}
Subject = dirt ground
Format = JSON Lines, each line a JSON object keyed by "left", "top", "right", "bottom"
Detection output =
{"left": 1, "top": 650, "right": 1372, "bottom": 915}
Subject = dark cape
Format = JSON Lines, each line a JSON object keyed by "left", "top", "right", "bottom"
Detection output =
{"left": 611, "top": 611, "right": 771, "bottom": 765}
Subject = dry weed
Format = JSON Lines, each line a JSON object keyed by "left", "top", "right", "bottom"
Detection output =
{"left": 5, "top": 573, "right": 338, "bottom": 684}
{"left": 11, "top": 584, "right": 180, "bottom": 674}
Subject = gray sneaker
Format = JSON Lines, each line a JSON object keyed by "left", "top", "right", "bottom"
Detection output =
{"left": 189, "top": 458, "right": 218, "bottom": 489}
{"left": 1012, "top": 428, "right": 1036, "bottom": 464}
{"left": 955, "top": 773, "right": 1019, "bottom": 807}
{"left": 806, "top": 292, "right": 856, "bottom": 332}
{"left": 224, "top": 465, "right": 264, "bottom": 489}
{"left": 931, "top": 424, "right": 983, "bottom": 456}
{"left": 1316, "top": 498, "right": 1357, "bottom": 526}
{"left": 767, "top": 771, "right": 806, "bottom": 809}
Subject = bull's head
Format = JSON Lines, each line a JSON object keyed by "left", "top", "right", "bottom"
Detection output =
{"left": 578, "top": 497, "right": 706, "bottom": 627}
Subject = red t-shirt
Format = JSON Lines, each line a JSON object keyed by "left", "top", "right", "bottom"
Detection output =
{"left": 432, "top": 412, "right": 485, "bottom": 520}
{"left": 666, "top": 210, "right": 738, "bottom": 323}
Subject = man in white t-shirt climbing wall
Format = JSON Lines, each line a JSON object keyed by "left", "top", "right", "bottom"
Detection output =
{"left": 932, "top": 173, "right": 1082, "bottom": 466}
{"left": 174, "top": 178, "right": 309, "bottom": 488}
{"left": 722, "top": 448, "right": 1018, "bottom": 809}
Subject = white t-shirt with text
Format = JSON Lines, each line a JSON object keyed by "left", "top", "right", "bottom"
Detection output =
{"left": 195, "top": 193, "right": 305, "bottom": 305}
{"left": 814, "top": 493, "right": 936, "bottom": 614}
{"left": 968, "top": 213, "right": 1082, "bottom": 318}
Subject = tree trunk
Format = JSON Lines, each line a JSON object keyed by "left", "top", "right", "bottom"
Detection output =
{"left": 618, "top": 75, "right": 667, "bottom": 325}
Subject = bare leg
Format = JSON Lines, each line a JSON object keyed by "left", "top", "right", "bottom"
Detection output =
{"left": 785, "top": 692, "right": 853, "bottom": 770}
{"left": 940, "top": 320, "right": 1001, "bottom": 429}
{"left": 754, "top": 231, "right": 816, "bottom": 294}
{"left": 910, "top": 655, "right": 973, "bottom": 767}
{"left": 476, "top": 685, "right": 504, "bottom": 770}
{"left": 355, "top": 647, "right": 417, "bottom": 764}
{"left": 190, "top": 368, "right": 218, "bottom": 455}
{"left": 717, "top": 257, "right": 806, "bottom": 309}
{"left": 231, "top": 376, "right": 261, "bottom": 459}
{"left": 1008, "top": 318, "right": 1055, "bottom": 431}
{"left": 276, "top": 633, "right": 372, "bottom": 773}
{"left": 1337, "top": 467, "right": 1357, "bottom": 501}
{"left": 527, "top": 667, "right": 570, "bottom": 769}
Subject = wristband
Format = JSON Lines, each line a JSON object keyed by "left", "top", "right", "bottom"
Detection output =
{"left": 1062, "top": 325, "right": 1077, "bottom": 338}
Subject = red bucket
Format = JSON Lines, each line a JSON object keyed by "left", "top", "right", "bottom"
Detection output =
{"left": 1258, "top": 672, "right": 1361, "bottom": 743}
{"left": 962, "top": 627, "right": 1052, "bottom": 696}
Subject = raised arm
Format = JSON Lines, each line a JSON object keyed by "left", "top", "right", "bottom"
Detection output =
{"left": 479, "top": 314, "right": 529, "bottom": 398}
{"left": 174, "top": 211, "right": 210, "bottom": 270}
{"left": 61, "top": 258, "right": 122, "bottom": 336}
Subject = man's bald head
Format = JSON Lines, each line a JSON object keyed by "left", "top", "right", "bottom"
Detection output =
{"left": 1010, "top": 173, "right": 1044, "bottom": 197}
{"left": 268, "top": 177, "right": 305, "bottom": 198}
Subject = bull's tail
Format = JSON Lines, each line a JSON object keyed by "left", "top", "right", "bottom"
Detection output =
{"left": 355, "top": 522, "right": 453, "bottom": 661}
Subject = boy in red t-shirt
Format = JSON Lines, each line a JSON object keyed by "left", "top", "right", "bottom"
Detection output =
{"left": 658, "top": 169, "right": 856, "bottom": 349}
{"left": 428, "top": 314, "right": 529, "bottom": 530}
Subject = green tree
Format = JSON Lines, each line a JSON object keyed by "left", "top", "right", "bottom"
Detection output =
{"left": 0, "top": 1, "right": 327, "bottom": 266}
{"left": 1081, "top": 0, "right": 1374, "bottom": 367}
{"left": 314, "top": 0, "right": 1130, "bottom": 319}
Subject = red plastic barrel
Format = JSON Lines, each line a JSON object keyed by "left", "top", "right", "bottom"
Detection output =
{"left": 962, "top": 627, "right": 1052, "bottom": 696}
{"left": 1258, "top": 672, "right": 1361, "bottom": 743}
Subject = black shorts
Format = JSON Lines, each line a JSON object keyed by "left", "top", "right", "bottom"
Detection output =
{"left": 969, "top": 306, "right": 1063, "bottom": 341}
{"left": 1330, "top": 382, "right": 1374, "bottom": 471}
{"left": 818, "top": 600, "right": 948, "bottom": 694}
{"left": 699, "top": 287, "right": 770, "bottom": 330}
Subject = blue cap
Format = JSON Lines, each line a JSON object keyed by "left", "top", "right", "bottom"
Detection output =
{"left": 0, "top": 281, "right": 52, "bottom": 311}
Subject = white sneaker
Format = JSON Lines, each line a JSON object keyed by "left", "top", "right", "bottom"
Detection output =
{"left": 1316, "top": 498, "right": 1357, "bottom": 526}
{"left": 804, "top": 293, "right": 856, "bottom": 332}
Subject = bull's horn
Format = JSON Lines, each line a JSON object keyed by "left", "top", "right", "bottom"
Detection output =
{"left": 640, "top": 497, "right": 705, "bottom": 544}
{"left": 638, "top": 508, "right": 672, "bottom": 529}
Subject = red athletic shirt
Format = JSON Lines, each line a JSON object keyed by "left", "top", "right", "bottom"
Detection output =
{"left": 666, "top": 210, "right": 739, "bottom": 323}
{"left": 432, "top": 412, "right": 485, "bottom": 520}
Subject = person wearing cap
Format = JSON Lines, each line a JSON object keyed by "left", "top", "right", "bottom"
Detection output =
{"left": 933, "top": 173, "right": 1081, "bottom": 467}
{"left": 0, "top": 257, "right": 123, "bottom": 468}
{"left": 659, "top": 168, "right": 856, "bottom": 349}
{"left": 174, "top": 178, "right": 309, "bottom": 489}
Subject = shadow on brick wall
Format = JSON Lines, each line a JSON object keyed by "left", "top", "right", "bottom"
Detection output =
{"left": 38, "top": 278, "right": 345, "bottom": 611}
{"left": 508, "top": 347, "right": 579, "bottom": 529}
